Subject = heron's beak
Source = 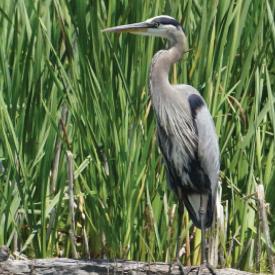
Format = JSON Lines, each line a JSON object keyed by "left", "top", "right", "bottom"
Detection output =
{"left": 102, "top": 21, "right": 153, "bottom": 34}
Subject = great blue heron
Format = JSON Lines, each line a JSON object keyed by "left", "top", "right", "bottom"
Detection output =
{"left": 103, "top": 15, "right": 220, "bottom": 274}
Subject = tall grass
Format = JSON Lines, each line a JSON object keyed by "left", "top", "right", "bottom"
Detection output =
{"left": 0, "top": 0, "right": 274, "bottom": 272}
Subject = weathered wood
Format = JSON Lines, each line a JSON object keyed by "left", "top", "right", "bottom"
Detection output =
{"left": 0, "top": 258, "right": 255, "bottom": 275}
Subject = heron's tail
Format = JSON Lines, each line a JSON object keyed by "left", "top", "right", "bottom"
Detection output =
{"left": 182, "top": 193, "right": 215, "bottom": 229}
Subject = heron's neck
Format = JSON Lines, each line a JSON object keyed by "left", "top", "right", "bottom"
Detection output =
{"left": 149, "top": 34, "right": 188, "bottom": 100}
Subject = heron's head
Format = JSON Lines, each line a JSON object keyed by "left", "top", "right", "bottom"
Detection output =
{"left": 102, "top": 15, "right": 186, "bottom": 45}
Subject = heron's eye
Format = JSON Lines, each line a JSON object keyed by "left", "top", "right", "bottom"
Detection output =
{"left": 154, "top": 22, "right": 160, "bottom": 28}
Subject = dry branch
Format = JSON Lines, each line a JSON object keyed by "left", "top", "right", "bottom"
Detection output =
{"left": 256, "top": 184, "right": 275, "bottom": 274}
{"left": 0, "top": 258, "right": 256, "bottom": 275}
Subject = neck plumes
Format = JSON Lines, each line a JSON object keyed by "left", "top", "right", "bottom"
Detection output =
{"left": 149, "top": 32, "right": 188, "bottom": 100}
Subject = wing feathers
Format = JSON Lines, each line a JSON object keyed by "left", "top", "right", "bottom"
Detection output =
{"left": 156, "top": 92, "right": 219, "bottom": 229}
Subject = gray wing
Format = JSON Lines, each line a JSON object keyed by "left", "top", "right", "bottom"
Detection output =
{"left": 157, "top": 92, "right": 220, "bottom": 228}
{"left": 187, "top": 95, "right": 220, "bottom": 228}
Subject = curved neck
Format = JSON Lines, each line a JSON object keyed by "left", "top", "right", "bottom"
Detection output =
{"left": 149, "top": 32, "right": 188, "bottom": 98}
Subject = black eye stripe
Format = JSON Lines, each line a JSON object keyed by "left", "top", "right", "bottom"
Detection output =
{"left": 153, "top": 17, "right": 180, "bottom": 27}
{"left": 150, "top": 17, "right": 186, "bottom": 33}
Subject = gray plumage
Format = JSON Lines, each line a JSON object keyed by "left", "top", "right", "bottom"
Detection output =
{"left": 103, "top": 15, "right": 220, "bottom": 272}
{"left": 147, "top": 16, "right": 220, "bottom": 229}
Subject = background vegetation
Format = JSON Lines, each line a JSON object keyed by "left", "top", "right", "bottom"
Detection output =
{"left": 0, "top": 0, "right": 274, "bottom": 273}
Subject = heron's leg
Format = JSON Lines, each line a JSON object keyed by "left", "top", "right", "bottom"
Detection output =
{"left": 176, "top": 202, "right": 183, "bottom": 260}
{"left": 197, "top": 194, "right": 216, "bottom": 275}
{"left": 200, "top": 197, "right": 207, "bottom": 265}
{"left": 186, "top": 195, "right": 216, "bottom": 275}
{"left": 176, "top": 202, "right": 186, "bottom": 275}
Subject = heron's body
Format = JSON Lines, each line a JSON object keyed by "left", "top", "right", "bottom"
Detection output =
{"left": 149, "top": 46, "right": 219, "bottom": 229}
{"left": 103, "top": 15, "right": 220, "bottom": 273}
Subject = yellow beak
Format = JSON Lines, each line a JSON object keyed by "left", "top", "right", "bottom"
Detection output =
{"left": 102, "top": 21, "right": 153, "bottom": 34}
